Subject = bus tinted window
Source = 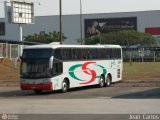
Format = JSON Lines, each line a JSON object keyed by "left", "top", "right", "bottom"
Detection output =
{"left": 22, "top": 49, "right": 52, "bottom": 59}
{"left": 54, "top": 49, "right": 62, "bottom": 60}
{"left": 56, "top": 47, "right": 121, "bottom": 61}
{"left": 63, "top": 49, "right": 72, "bottom": 60}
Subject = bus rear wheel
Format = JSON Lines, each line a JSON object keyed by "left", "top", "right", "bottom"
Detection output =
{"left": 106, "top": 75, "right": 111, "bottom": 87}
{"left": 99, "top": 76, "right": 105, "bottom": 88}
{"left": 61, "top": 80, "right": 69, "bottom": 93}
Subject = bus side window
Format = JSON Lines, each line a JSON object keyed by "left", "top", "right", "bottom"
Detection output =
{"left": 118, "top": 49, "right": 121, "bottom": 59}
{"left": 72, "top": 48, "right": 79, "bottom": 60}
{"left": 54, "top": 49, "right": 62, "bottom": 60}
{"left": 77, "top": 49, "right": 81, "bottom": 60}
{"left": 81, "top": 49, "right": 86, "bottom": 60}
{"left": 63, "top": 48, "right": 72, "bottom": 61}
{"left": 101, "top": 49, "right": 106, "bottom": 59}
{"left": 86, "top": 49, "right": 90, "bottom": 59}
{"left": 107, "top": 49, "right": 112, "bottom": 59}
{"left": 53, "top": 58, "right": 63, "bottom": 76}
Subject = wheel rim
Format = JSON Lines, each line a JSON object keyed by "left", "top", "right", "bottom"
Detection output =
{"left": 106, "top": 76, "right": 111, "bottom": 86}
{"left": 100, "top": 77, "right": 104, "bottom": 87}
{"left": 62, "top": 82, "right": 67, "bottom": 91}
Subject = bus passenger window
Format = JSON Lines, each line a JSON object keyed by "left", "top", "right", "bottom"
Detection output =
{"left": 53, "top": 59, "right": 63, "bottom": 76}
{"left": 54, "top": 49, "right": 62, "bottom": 60}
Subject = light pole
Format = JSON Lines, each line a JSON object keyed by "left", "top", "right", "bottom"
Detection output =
{"left": 80, "top": 0, "right": 83, "bottom": 45}
{"left": 59, "top": 0, "right": 62, "bottom": 44}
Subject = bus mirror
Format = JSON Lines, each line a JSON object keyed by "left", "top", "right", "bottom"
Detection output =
{"left": 49, "top": 56, "right": 54, "bottom": 69}
{"left": 20, "top": 56, "right": 23, "bottom": 59}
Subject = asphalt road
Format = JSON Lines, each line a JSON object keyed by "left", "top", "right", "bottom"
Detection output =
{"left": 0, "top": 84, "right": 160, "bottom": 120}
{"left": 0, "top": 85, "right": 160, "bottom": 99}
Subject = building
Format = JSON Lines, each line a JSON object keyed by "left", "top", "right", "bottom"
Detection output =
{"left": 0, "top": 10, "right": 160, "bottom": 61}
{"left": 0, "top": 10, "right": 160, "bottom": 45}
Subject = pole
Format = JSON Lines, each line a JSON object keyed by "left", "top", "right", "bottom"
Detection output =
{"left": 1, "top": 43, "right": 3, "bottom": 57}
{"left": 5, "top": 42, "right": 8, "bottom": 58}
{"left": 154, "top": 51, "right": 156, "bottom": 62}
{"left": 99, "top": 34, "right": 102, "bottom": 44}
{"left": 9, "top": 44, "right": 11, "bottom": 59}
{"left": 19, "top": 24, "right": 23, "bottom": 56}
{"left": 59, "top": 0, "right": 62, "bottom": 44}
{"left": 129, "top": 52, "right": 132, "bottom": 62}
{"left": 80, "top": 0, "right": 83, "bottom": 45}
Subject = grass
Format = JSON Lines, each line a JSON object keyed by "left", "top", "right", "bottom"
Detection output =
{"left": 0, "top": 59, "right": 20, "bottom": 80}
{"left": 0, "top": 59, "right": 160, "bottom": 81}
{"left": 123, "top": 62, "right": 160, "bottom": 80}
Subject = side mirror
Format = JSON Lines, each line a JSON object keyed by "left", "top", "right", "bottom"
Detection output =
{"left": 20, "top": 56, "right": 23, "bottom": 60}
{"left": 49, "top": 56, "right": 54, "bottom": 69}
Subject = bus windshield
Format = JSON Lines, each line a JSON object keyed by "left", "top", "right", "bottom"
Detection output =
{"left": 20, "top": 49, "right": 53, "bottom": 78}
{"left": 22, "top": 49, "right": 52, "bottom": 59}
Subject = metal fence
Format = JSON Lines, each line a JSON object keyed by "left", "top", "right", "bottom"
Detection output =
{"left": 0, "top": 41, "right": 159, "bottom": 62}
{"left": 123, "top": 49, "right": 160, "bottom": 62}
{"left": 0, "top": 43, "right": 27, "bottom": 59}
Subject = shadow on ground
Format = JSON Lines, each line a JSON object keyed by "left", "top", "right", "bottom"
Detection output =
{"left": 0, "top": 86, "right": 160, "bottom": 99}
{"left": 112, "top": 87, "right": 160, "bottom": 99}
{"left": 0, "top": 85, "right": 100, "bottom": 98}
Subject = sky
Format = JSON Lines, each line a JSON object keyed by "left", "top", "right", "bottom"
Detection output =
{"left": 0, "top": 0, "right": 160, "bottom": 18}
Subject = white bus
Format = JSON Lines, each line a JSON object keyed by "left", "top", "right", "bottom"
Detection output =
{"left": 20, "top": 44, "right": 123, "bottom": 93}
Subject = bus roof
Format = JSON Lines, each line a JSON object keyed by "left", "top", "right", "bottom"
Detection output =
{"left": 24, "top": 44, "right": 121, "bottom": 50}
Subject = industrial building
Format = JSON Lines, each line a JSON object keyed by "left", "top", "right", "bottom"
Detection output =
{"left": 0, "top": 10, "right": 160, "bottom": 44}
{"left": 0, "top": 10, "right": 160, "bottom": 60}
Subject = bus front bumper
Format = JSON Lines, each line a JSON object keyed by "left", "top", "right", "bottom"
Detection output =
{"left": 20, "top": 82, "right": 53, "bottom": 91}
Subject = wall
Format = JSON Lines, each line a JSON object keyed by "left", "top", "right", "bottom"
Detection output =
{"left": 0, "top": 10, "right": 160, "bottom": 44}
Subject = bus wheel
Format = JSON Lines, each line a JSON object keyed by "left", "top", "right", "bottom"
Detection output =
{"left": 99, "top": 76, "right": 105, "bottom": 88}
{"left": 34, "top": 90, "right": 42, "bottom": 94}
{"left": 61, "top": 80, "right": 69, "bottom": 93}
{"left": 106, "top": 75, "right": 111, "bottom": 87}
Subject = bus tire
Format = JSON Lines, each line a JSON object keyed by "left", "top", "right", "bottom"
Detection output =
{"left": 106, "top": 74, "right": 111, "bottom": 87}
{"left": 34, "top": 90, "right": 42, "bottom": 94}
{"left": 99, "top": 76, "right": 105, "bottom": 88}
{"left": 61, "top": 80, "right": 69, "bottom": 93}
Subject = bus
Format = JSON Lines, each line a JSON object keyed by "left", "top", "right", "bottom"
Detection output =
{"left": 20, "top": 44, "right": 123, "bottom": 93}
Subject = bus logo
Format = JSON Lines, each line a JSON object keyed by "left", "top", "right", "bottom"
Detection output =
{"left": 69, "top": 62, "right": 107, "bottom": 84}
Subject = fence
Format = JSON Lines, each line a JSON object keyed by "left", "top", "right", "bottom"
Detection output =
{"left": 123, "top": 49, "right": 160, "bottom": 62}
{"left": 0, "top": 43, "right": 27, "bottom": 59}
{"left": 0, "top": 42, "right": 160, "bottom": 62}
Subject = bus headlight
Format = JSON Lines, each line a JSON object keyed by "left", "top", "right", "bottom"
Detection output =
{"left": 43, "top": 79, "right": 50, "bottom": 84}
{"left": 21, "top": 79, "right": 26, "bottom": 84}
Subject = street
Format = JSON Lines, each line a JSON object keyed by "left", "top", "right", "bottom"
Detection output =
{"left": 0, "top": 85, "right": 160, "bottom": 113}
{"left": 0, "top": 82, "right": 160, "bottom": 120}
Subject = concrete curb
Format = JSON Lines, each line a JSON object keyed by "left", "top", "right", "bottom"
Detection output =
{"left": 0, "top": 80, "right": 160, "bottom": 87}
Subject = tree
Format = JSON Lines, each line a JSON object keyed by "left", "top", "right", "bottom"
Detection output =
{"left": 24, "top": 31, "right": 67, "bottom": 44}
{"left": 85, "top": 30, "right": 156, "bottom": 47}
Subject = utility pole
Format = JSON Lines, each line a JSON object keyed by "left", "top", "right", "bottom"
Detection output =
{"left": 59, "top": 0, "right": 62, "bottom": 44}
{"left": 19, "top": 24, "right": 23, "bottom": 56}
{"left": 80, "top": 0, "right": 83, "bottom": 45}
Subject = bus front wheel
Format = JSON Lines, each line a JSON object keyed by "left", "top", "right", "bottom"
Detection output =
{"left": 61, "top": 80, "right": 69, "bottom": 93}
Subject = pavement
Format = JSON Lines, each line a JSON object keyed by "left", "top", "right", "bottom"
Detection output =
{"left": 0, "top": 98, "right": 160, "bottom": 114}
{"left": 0, "top": 81, "right": 160, "bottom": 120}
